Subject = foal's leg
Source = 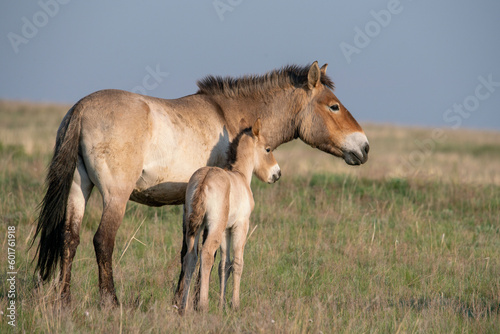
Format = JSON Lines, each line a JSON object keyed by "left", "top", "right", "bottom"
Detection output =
{"left": 193, "top": 226, "right": 217, "bottom": 310}
{"left": 59, "top": 157, "right": 93, "bottom": 304}
{"left": 198, "top": 231, "right": 221, "bottom": 312}
{"left": 231, "top": 219, "right": 249, "bottom": 310}
{"left": 197, "top": 203, "right": 228, "bottom": 312}
{"left": 218, "top": 231, "right": 231, "bottom": 310}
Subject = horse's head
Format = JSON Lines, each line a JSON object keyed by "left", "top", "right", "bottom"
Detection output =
{"left": 297, "top": 62, "right": 369, "bottom": 165}
{"left": 239, "top": 118, "right": 281, "bottom": 183}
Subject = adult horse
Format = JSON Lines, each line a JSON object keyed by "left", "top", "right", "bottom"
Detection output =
{"left": 33, "top": 62, "right": 369, "bottom": 306}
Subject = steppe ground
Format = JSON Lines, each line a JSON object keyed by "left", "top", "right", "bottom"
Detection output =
{"left": 1, "top": 101, "right": 499, "bottom": 333}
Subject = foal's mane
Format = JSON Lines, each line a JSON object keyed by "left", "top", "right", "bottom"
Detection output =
{"left": 196, "top": 64, "right": 334, "bottom": 98}
{"left": 225, "top": 127, "right": 253, "bottom": 170}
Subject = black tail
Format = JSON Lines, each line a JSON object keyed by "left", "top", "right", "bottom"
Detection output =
{"left": 32, "top": 103, "right": 83, "bottom": 281}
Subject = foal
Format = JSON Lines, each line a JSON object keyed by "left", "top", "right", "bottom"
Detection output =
{"left": 179, "top": 119, "right": 280, "bottom": 313}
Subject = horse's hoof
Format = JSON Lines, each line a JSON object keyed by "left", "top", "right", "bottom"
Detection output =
{"left": 100, "top": 295, "right": 119, "bottom": 309}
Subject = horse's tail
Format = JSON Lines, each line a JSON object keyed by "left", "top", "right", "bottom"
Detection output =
{"left": 186, "top": 171, "right": 209, "bottom": 236}
{"left": 32, "top": 101, "right": 84, "bottom": 282}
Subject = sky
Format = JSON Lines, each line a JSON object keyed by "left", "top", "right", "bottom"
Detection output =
{"left": 1, "top": 0, "right": 499, "bottom": 130}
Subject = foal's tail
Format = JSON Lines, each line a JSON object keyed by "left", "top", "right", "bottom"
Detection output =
{"left": 31, "top": 102, "right": 84, "bottom": 282}
{"left": 186, "top": 171, "right": 209, "bottom": 236}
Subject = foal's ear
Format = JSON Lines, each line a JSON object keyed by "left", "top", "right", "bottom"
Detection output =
{"left": 307, "top": 61, "right": 321, "bottom": 89}
{"left": 252, "top": 118, "right": 261, "bottom": 137}
{"left": 239, "top": 118, "right": 249, "bottom": 131}
{"left": 320, "top": 63, "right": 328, "bottom": 75}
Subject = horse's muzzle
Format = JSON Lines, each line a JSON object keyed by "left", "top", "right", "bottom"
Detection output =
{"left": 342, "top": 132, "right": 370, "bottom": 165}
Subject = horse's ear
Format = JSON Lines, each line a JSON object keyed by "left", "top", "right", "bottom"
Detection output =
{"left": 239, "top": 118, "right": 249, "bottom": 131}
{"left": 252, "top": 118, "right": 261, "bottom": 137}
{"left": 307, "top": 61, "right": 321, "bottom": 89}
{"left": 320, "top": 63, "right": 328, "bottom": 75}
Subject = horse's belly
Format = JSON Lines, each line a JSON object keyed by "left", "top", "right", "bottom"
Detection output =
{"left": 129, "top": 102, "right": 230, "bottom": 206}
{"left": 130, "top": 145, "right": 219, "bottom": 206}
{"left": 131, "top": 157, "right": 198, "bottom": 206}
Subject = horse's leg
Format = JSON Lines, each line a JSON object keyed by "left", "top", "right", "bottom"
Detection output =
{"left": 79, "top": 100, "right": 149, "bottom": 307}
{"left": 59, "top": 157, "right": 93, "bottom": 304}
{"left": 230, "top": 219, "right": 249, "bottom": 310}
{"left": 173, "top": 212, "right": 188, "bottom": 306}
{"left": 93, "top": 190, "right": 131, "bottom": 307}
{"left": 218, "top": 230, "right": 231, "bottom": 311}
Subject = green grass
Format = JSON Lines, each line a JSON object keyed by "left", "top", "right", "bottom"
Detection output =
{"left": 0, "top": 102, "right": 499, "bottom": 333}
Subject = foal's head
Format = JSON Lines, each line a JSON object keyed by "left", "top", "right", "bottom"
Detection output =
{"left": 228, "top": 119, "right": 281, "bottom": 184}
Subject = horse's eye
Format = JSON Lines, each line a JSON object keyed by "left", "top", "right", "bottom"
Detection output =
{"left": 329, "top": 104, "right": 340, "bottom": 112}
{"left": 266, "top": 147, "right": 271, "bottom": 153}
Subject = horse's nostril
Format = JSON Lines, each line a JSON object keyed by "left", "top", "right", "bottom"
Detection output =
{"left": 364, "top": 143, "right": 370, "bottom": 155}
{"left": 271, "top": 171, "right": 281, "bottom": 182}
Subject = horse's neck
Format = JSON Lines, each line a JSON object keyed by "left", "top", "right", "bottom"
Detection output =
{"left": 262, "top": 90, "right": 304, "bottom": 148}
{"left": 212, "top": 90, "right": 300, "bottom": 149}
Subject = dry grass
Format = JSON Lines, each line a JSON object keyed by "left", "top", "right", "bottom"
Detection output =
{"left": 1, "top": 100, "right": 499, "bottom": 333}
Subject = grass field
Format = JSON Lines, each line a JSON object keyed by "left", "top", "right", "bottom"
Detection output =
{"left": 1, "top": 101, "right": 499, "bottom": 333}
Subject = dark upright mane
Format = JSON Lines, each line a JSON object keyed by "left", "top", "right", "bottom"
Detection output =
{"left": 196, "top": 64, "right": 334, "bottom": 98}
{"left": 225, "top": 127, "right": 253, "bottom": 170}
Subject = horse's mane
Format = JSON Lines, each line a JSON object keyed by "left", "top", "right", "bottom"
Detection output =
{"left": 196, "top": 64, "right": 334, "bottom": 98}
{"left": 225, "top": 127, "right": 253, "bottom": 170}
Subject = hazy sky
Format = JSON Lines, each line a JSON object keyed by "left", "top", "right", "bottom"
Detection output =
{"left": 1, "top": 1, "right": 499, "bottom": 130}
